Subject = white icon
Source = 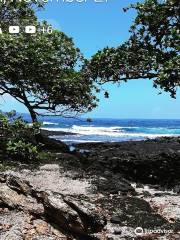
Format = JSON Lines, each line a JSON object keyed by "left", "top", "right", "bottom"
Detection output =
{"left": 25, "top": 26, "right": 36, "bottom": 34}
{"left": 9, "top": 26, "right": 20, "bottom": 34}
{"left": 0, "top": 28, "right": 2, "bottom": 34}
{"left": 134, "top": 227, "right": 144, "bottom": 236}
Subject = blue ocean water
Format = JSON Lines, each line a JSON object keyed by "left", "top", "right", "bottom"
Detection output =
{"left": 23, "top": 114, "right": 180, "bottom": 144}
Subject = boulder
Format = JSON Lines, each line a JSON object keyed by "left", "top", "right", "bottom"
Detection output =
{"left": 42, "top": 193, "right": 106, "bottom": 236}
{"left": 6, "top": 173, "right": 33, "bottom": 195}
{"left": 64, "top": 196, "right": 107, "bottom": 233}
{"left": 94, "top": 176, "right": 135, "bottom": 194}
{"left": 42, "top": 193, "right": 85, "bottom": 235}
{"left": 0, "top": 184, "right": 44, "bottom": 216}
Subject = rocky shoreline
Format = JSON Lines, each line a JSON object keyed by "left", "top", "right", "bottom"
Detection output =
{"left": 0, "top": 137, "right": 180, "bottom": 239}
{"left": 41, "top": 129, "right": 77, "bottom": 137}
{"left": 74, "top": 137, "right": 180, "bottom": 189}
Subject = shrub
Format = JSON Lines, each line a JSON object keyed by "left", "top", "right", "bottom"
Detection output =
{"left": 0, "top": 111, "right": 40, "bottom": 161}
{"left": 6, "top": 140, "right": 38, "bottom": 161}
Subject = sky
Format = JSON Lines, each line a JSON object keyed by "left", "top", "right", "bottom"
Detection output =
{"left": 1, "top": 0, "right": 180, "bottom": 119}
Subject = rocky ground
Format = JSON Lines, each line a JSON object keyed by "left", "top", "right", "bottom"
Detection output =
{"left": 0, "top": 137, "right": 180, "bottom": 239}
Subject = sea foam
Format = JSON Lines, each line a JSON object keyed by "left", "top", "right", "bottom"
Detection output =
{"left": 42, "top": 125, "right": 180, "bottom": 139}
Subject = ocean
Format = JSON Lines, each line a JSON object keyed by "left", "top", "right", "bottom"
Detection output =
{"left": 23, "top": 115, "right": 180, "bottom": 144}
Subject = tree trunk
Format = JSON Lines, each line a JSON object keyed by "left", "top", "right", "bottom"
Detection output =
{"left": 24, "top": 101, "right": 69, "bottom": 152}
{"left": 22, "top": 92, "right": 37, "bottom": 123}
{"left": 29, "top": 108, "right": 38, "bottom": 123}
{"left": 24, "top": 102, "right": 37, "bottom": 123}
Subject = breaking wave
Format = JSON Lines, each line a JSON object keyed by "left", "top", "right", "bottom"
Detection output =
{"left": 42, "top": 125, "right": 180, "bottom": 139}
{"left": 42, "top": 121, "right": 59, "bottom": 126}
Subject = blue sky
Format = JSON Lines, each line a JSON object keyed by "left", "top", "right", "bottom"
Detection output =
{"left": 1, "top": 0, "right": 180, "bottom": 119}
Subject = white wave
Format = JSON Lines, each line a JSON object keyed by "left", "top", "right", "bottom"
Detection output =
{"left": 41, "top": 127, "right": 67, "bottom": 131}
{"left": 60, "top": 139, "right": 101, "bottom": 143}
{"left": 41, "top": 125, "right": 180, "bottom": 139}
{"left": 42, "top": 121, "right": 58, "bottom": 126}
{"left": 72, "top": 125, "right": 124, "bottom": 133}
{"left": 115, "top": 126, "right": 139, "bottom": 129}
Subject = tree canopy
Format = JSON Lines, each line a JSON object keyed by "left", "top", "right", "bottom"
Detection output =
{"left": 1, "top": 0, "right": 179, "bottom": 123}
{"left": 0, "top": 2, "right": 98, "bottom": 122}
{"left": 84, "top": 0, "right": 180, "bottom": 98}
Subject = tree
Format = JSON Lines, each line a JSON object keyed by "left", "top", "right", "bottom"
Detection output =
{"left": 0, "top": 2, "right": 98, "bottom": 122}
{"left": 0, "top": 0, "right": 44, "bottom": 23}
{"left": 84, "top": 0, "right": 180, "bottom": 98}
{"left": 0, "top": 0, "right": 43, "bottom": 27}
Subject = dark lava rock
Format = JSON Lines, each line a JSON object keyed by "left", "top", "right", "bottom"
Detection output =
{"left": 110, "top": 215, "right": 121, "bottom": 224}
{"left": 93, "top": 176, "right": 135, "bottom": 195}
{"left": 38, "top": 132, "right": 69, "bottom": 152}
{"left": 99, "top": 196, "right": 172, "bottom": 230}
{"left": 173, "top": 185, "right": 180, "bottom": 194}
{"left": 136, "top": 183, "right": 144, "bottom": 188}
{"left": 113, "top": 228, "right": 122, "bottom": 235}
{"left": 75, "top": 139, "right": 180, "bottom": 187}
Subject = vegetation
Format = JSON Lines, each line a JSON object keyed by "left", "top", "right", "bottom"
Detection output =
{"left": 84, "top": 0, "right": 180, "bottom": 98}
{"left": 0, "top": 30, "right": 98, "bottom": 122}
{"left": 0, "top": 0, "right": 43, "bottom": 28}
{"left": 0, "top": 0, "right": 179, "bottom": 161}
{"left": 1, "top": 0, "right": 179, "bottom": 124}
{"left": 0, "top": 111, "right": 40, "bottom": 161}
{"left": 0, "top": 2, "right": 98, "bottom": 123}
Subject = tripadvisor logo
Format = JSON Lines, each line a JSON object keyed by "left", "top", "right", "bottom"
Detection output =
{"left": 134, "top": 227, "right": 144, "bottom": 236}
{"left": 134, "top": 227, "right": 173, "bottom": 236}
